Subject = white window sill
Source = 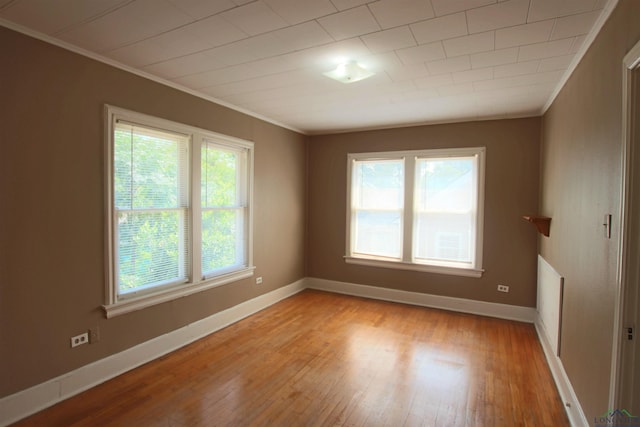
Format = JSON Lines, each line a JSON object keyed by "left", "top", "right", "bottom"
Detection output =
{"left": 103, "top": 267, "right": 255, "bottom": 318}
{"left": 344, "top": 256, "right": 483, "bottom": 278}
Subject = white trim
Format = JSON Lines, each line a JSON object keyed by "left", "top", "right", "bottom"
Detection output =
{"left": 346, "top": 147, "right": 486, "bottom": 277}
{"left": 535, "top": 317, "right": 589, "bottom": 427}
{"left": 103, "top": 105, "right": 255, "bottom": 317}
{"left": 0, "top": 279, "right": 306, "bottom": 427}
{"left": 3, "top": 277, "right": 577, "bottom": 425}
{"left": 306, "top": 277, "right": 536, "bottom": 322}
{"left": 103, "top": 267, "right": 256, "bottom": 318}
{"left": 344, "top": 256, "right": 484, "bottom": 278}
{"left": 542, "top": 0, "right": 619, "bottom": 114}
{"left": 0, "top": 19, "right": 304, "bottom": 136}
{"left": 610, "top": 37, "right": 640, "bottom": 411}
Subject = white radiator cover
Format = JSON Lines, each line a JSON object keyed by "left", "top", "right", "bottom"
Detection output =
{"left": 537, "top": 255, "right": 564, "bottom": 356}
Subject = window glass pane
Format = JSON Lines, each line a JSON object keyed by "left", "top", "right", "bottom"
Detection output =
{"left": 201, "top": 208, "right": 245, "bottom": 273}
{"left": 201, "top": 142, "right": 247, "bottom": 276}
{"left": 114, "top": 122, "right": 190, "bottom": 295}
{"left": 414, "top": 157, "right": 476, "bottom": 264}
{"left": 351, "top": 158, "right": 404, "bottom": 259}
{"left": 353, "top": 159, "right": 403, "bottom": 209}
{"left": 117, "top": 210, "right": 188, "bottom": 293}
{"left": 201, "top": 144, "right": 242, "bottom": 208}
{"left": 354, "top": 211, "right": 402, "bottom": 258}
{"left": 114, "top": 124, "right": 187, "bottom": 210}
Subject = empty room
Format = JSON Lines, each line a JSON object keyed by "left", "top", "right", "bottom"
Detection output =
{"left": 1, "top": 0, "right": 640, "bottom": 426}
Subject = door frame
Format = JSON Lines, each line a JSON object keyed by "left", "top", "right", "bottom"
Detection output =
{"left": 610, "top": 38, "right": 640, "bottom": 411}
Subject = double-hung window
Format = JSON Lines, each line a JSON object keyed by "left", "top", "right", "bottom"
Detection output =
{"left": 346, "top": 147, "right": 485, "bottom": 277}
{"left": 105, "top": 106, "right": 254, "bottom": 317}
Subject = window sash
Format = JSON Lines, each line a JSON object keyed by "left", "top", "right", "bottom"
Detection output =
{"left": 113, "top": 121, "right": 190, "bottom": 298}
{"left": 201, "top": 206, "right": 248, "bottom": 277}
{"left": 413, "top": 155, "right": 478, "bottom": 266}
{"left": 350, "top": 158, "right": 404, "bottom": 259}
{"left": 346, "top": 148, "right": 484, "bottom": 276}
{"left": 201, "top": 142, "right": 249, "bottom": 277}
{"left": 105, "top": 105, "right": 254, "bottom": 316}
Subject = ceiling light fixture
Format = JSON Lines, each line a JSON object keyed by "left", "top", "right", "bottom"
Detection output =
{"left": 323, "top": 61, "right": 375, "bottom": 84}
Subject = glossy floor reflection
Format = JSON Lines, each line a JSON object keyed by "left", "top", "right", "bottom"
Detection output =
{"left": 13, "top": 290, "right": 568, "bottom": 426}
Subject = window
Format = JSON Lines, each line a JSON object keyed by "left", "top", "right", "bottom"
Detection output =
{"left": 346, "top": 147, "right": 485, "bottom": 277}
{"left": 105, "top": 106, "right": 254, "bottom": 317}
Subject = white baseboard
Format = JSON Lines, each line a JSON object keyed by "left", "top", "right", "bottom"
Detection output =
{"left": 2, "top": 277, "right": 575, "bottom": 427}
{"left": 0, "top": 279, "right": 306, "bottom": 427}
{"left": 306, "top": 277, "right": 537, "bottom": 323}
{"left": 535, "top": 316, "right": 589, "bottom": 427}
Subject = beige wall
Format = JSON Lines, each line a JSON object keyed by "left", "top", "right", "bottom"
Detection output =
{"left": 0, "top": 27, "right": 307, "bottom": 398}
{"left": 4, "top": 2, "right": 637, "bottom": 420}
{"left": 307, "top": 118, "right": 541, "bottom": 307}
{"left": 540, "top": 0, "right": 640, "bottom": 421}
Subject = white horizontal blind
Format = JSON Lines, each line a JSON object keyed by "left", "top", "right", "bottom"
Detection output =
{"left": 113, "top": 121, "right": 190, "bottom": 296}
{"left": 413, "top": 156, "right": 477, "bottom": 266}
{"left": 201, "top": 141, "right": 248, "bottom": 277}
{"left": 351, "top": 159, "right": 404, "bottom": 259}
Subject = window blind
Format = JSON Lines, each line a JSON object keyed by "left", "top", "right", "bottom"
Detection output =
{"left": 113, "top": 121, "right": 190, "bottom": 295}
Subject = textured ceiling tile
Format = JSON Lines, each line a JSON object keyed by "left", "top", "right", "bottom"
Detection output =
{"left": 469, "top": 47, "right": 518, "bottom": 68}
{"left": 105, "top": 28, "right": 213, "bottom": 67}
{"left": 430, "top": 0, "right": 495, "bottom": 17}
{"left": 0, "top": 0, "right": 611, "bottom": 132}
{"left": 426, "top": 55, "right": 471, "bottom": 74}
{"left": 360, "top": 26, "right": 416, "bottom": 53}
{"left": 474, "top": 69, "right": 563, "bottom": 91}
{"left": 528, "top": 0, "right": 598, "bottom": 22}
{"left": 550, "top": 10, "right": 600, "bottom": 40}
{"left": 209, "top": 33, "right": 289, "bottom": 66}
{"left": 396, "top": 42, "right": 446, "bottom": 65}
{"left": 329, "top": 0, "right": 370, "bottom": 11}
{"left": 57, "top": 0, "right": 193, "bottom": 52}
{"left": 172, "top": 63, "right": 259, "bottom": 89}
{"left": 166, "top": 0, "right": 235, "bottom": 19}
{"left": 495, "top": 20, "right": 554, "bottom": 49}
{"left": 409, "top": 12, "right": 468, "bottom": 45}
{"left": 0, "top": 0, "right": 127, "bottom": 34}
{"left": 317, "top": 6, "right": 380, "bottom": 40}
{"left": 443, "top": 31, "right": 494, "bottom": 57}
{"left": 538, "top": 54, "right": 574, "bottom": 72}
{"left": 517, "top": 38, "right": 573, "bottom": 61}
{"left": 356, "top": 51, "right": 402, "bottom": 72}
{"left": 182, "top": 14, "right": 248, "bottom": 46}
{"left": 264, "top": 0, "right": 337, "bottom": 25}
{"left": 385, "top": 63, "right": 430, "bottom": 82}
{"left": 466, "top": 0, "right": 529, "bottom": 34}
{"left": 492, "top": 59, "right": 539, "bottom": 78}
{"left": 221, "top": 1, "right": 288, "bottom": 36}
{"left": 271, "top": 21, "right": 333, "bottom": 51}
{"left": 368, "top": 0, "right": 435, "bottom": 29}
{"left": 569, "top": 34, "right": 587, "bottom": 54}
{"left": 414, "top": 73, "right": 454, "bottom": 89}
{"left": 452, "top": 67, "right": 493, "bottom": 83}
{"left": 438, "top": 82, "right": 474, "bottom": 96}
{"left": 143, "top": 50, "right": 229, "bottom": 79}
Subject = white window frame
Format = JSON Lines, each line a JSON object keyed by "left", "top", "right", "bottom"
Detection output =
{"left": 345, "top": 147, "right": 485, "bottom": 278}
{"left": 104, "top": 105, "right": 254, "bottom": 318}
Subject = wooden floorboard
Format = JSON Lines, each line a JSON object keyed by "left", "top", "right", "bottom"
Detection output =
{"left": 11, "top": 290, "right": 569, "bottom": 426}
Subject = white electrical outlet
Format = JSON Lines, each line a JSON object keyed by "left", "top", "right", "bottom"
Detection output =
{"left": 256, "top": 277, "right": 263, "bottom": 285}
{"left": 497, "top": 284, "right": 509, "bottom": 293}
{"left": 71, "top": 332, "right": 89, "bottom": 348}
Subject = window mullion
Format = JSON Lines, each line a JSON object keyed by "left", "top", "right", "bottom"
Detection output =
{"left": 191, "top": 134, "right": 202, "bottom": 283}
{"left": 403, "top": 156, "right": 415, "bottom": 263}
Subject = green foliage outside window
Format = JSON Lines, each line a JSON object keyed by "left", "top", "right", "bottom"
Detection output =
{"left": 114, "top": 126, "right": 187, "bottom": 293}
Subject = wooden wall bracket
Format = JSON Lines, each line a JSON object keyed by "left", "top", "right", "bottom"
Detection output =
{"left": 523, "top": 215, "right": 551, "bottom": 237}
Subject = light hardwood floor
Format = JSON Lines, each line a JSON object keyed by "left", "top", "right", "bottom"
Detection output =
{"left": 13, "top": 290, "right": 568, "bottom": 426}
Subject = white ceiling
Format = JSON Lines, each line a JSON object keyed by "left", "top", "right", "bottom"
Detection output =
{"left": 0, "top": 0, "right": 612, "bottom": 134}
